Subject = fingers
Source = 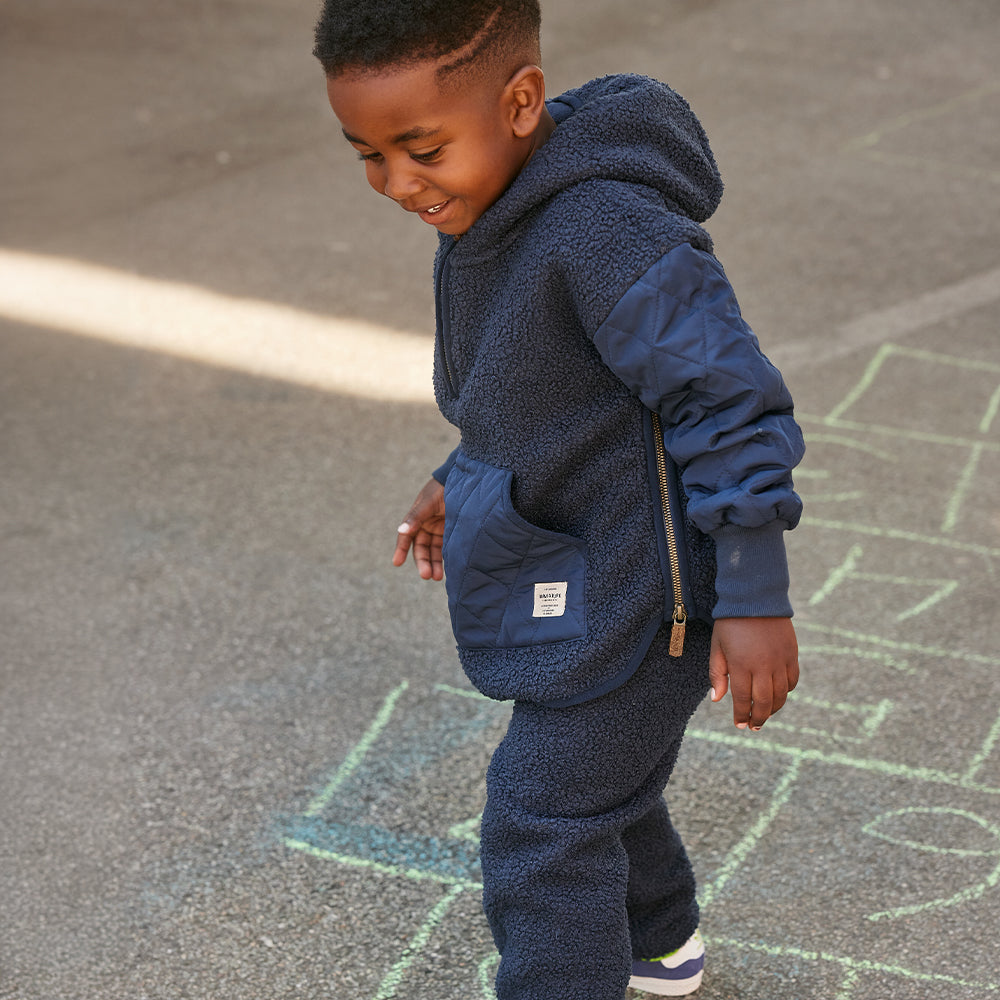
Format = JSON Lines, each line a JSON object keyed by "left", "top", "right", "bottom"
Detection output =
{"left": 710, "top": 618, "right": 799, "bottom": 731}
{"left": 729, "top": 662, "right": 798, "bottom": 730}
{"left": 710, "top": 637, "right": 771, "bottom": 730}
{"left": 708, "top": 635, "right": 729, "bottom": 703}
{"left": 392, "top": 479, "right": 446, "bottom": 580}
{"left": 786, "top": 653, "right": 800, "bottom": 696}
{"left": 747, "top": 674, "right": 773, "bottom": 731}
{"left": 728, "top": 668, "right": 754, "bottom": 730}
{"left": 392, "top": 523, "right": 414, "bottom": 567}
{"left": 393, "top": 522, "right": 444, "bottom": 580}
{"left": 770, "top": 663, "right": 791, "bottom": 716}
{"left": 405, "top": 479, "right": 446, "bottom": 526}
{"left": 410, "top": 527, "right": 443, "bottom": 581}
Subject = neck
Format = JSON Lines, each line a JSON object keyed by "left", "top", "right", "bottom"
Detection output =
{"left": 528, "top": 107, "right": 557, "bottom": 160}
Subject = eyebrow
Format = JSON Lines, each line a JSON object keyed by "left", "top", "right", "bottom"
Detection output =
{"left": 341, "top": 125, "right": 443, "bottom": 146}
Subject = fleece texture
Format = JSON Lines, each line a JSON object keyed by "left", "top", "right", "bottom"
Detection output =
{"left": 481, "top": 621, "right": 711, "bottom": 999}
{"left": 431, "top": 74, "right": 804, "bottom": 707}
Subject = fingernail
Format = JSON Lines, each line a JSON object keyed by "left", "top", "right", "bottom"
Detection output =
{"left": 397, "top": 523, "right": 410, "bottom": 534}
{"left": 736, "top": 722, "right": 748, "bottom": 730}
{"left": 751, "top": 726, "right": 762, "bottom": 732}
{"left": 710, "top": 688, "right": 718, "bottom": 701}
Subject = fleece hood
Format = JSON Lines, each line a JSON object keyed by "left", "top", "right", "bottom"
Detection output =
{"left": 459, "top": 74, "right": 724, "bottom": 251}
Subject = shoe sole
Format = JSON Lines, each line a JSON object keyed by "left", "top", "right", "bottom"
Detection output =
{"left": 628, "top": 968, "right": 704, "bottom": 996}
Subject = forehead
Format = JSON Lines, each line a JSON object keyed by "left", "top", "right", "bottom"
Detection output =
{"left": 327, "top": 61, "right": 493, "bottom": 145}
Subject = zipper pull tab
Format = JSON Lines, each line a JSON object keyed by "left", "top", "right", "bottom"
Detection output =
{"left": 669, "top": 603, "right": 687, "bottom": 657}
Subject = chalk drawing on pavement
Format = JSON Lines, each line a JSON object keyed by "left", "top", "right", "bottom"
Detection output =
{"left": 860, "top": 807, "right": 1000, "bottom": 922}
{"left": 281, "top": 340, "right": 1000, "bottom": 998}
{"left": 807, "top": 542, "right": 960, "bottom": 622}
{"left": 843, "top": 81, "right": 1000, "bottom": 185}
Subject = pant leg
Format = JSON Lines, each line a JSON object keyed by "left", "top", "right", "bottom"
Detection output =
{"left": 480, "top": 621, "right": 711, "bottom": 1000}
{"left": 623, "top": 793, "right": 698, "bottom": 959}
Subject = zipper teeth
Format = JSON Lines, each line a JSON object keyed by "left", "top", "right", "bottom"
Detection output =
{"left": 436, "top": 289, "right": 456, "bottom": 396}
{"left": 651, "top": 411, "right": 687, "bottom": 625}
{"left": 443, "top": 347, "right": 456, "bottom": 395}
{"left": 437, "top": 243, "right": 458, "bottom": 397}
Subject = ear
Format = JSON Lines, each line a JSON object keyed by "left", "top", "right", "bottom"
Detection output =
{"left": 504, "top": 64, "right": 547, "bottom": 138}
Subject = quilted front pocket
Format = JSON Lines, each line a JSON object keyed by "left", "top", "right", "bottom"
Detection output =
{"left": 442, "top": 454, "right": 587, "bottom": 649}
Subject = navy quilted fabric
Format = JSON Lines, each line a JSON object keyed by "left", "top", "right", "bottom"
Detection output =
{"left": 443, "top": 454, "right": 588, "bottom": 648}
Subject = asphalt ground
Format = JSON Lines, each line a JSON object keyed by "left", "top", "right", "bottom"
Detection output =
{"left": 1, "top": 1, "right": 999, "bottom": 998}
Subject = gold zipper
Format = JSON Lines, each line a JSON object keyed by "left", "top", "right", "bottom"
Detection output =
{"left": 650, "top": 411, "right": 687, "bottom": 657}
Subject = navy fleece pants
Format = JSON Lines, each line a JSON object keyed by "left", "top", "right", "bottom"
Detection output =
{"left": 480, "top": 621, "right": 712, "bottom": 1000}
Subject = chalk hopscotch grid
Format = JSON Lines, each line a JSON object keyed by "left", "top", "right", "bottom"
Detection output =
{"left": 798, "top": 342, "right": 1000, "bottom": 552}
{"left": 285, "top": 676, "right": 1000, "bottom": 998}
{"left": 282, "top": 341, "right": 1000, "bottom": 998}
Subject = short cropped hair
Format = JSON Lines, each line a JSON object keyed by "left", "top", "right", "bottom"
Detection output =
{"left": 313, "top": 0, "right": 541, "bottom": 84}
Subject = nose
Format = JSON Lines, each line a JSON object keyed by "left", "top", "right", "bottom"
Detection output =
{"left": 381, "top": 161, "right": 424, "bottom": 204}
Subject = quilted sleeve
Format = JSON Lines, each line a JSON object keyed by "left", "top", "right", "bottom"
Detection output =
{"left": 591, "top": 242, "right": 805, "bottom": 617}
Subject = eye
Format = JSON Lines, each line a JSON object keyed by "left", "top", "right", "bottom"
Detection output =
{"left": 357, "top": 150, "right": 383, "bottom": 164}
{"left": 410, "top": 146, "right": 443, "bottom": 163}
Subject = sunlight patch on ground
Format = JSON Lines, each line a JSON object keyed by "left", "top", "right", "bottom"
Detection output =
{"left": 0, "top": 249, "right": 435, "bottom": 404}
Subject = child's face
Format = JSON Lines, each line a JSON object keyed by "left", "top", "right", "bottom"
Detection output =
{"left": 327, "top": 60, "right": 537, "bottom": 237}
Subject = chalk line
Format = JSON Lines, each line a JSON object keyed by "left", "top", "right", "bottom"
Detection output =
{"left": 964, "top": 710, "right": 1000, "bottom": 786}
{"left": 808, "top": 544, "right": 863, "bottom": 606}
{"left": 711, "top": 936, "right": 1000, "bottom": 993}
{"left": 686, "top": 727, "right": 999, "bottom": 796}
{"left": 799, "top": 432, "right": 898, "bottom": 462}
{"left": 799, "top": 516, "right": 1000, "bottom": 560}
{"left": 698, "top": 758, "right": 802, "bottom": 909}
{"left": 862, "top": 807, "right": 1000, "bottom": 922}
{"left": 282, "top": 838, "right": 481, "bottom": 891}
{"left": 981, "top": 384, "right": 1000, "bottom": 434}
{"left": 842, "top": 81, "right": 1000, "bottom": 154}
{"left": 371, "top": 884, "right": 468, "bottom": 1000}
{"left": 771, "top": 266, "right": 1000, "bottom": 372}
{"left": 303, "top": 680, "right": 409, "bottom": 818}
{"left": 797, "top": 643, "right": 913, "bottom": 674}
{"left": 799, "top": 413, "right": 1000, "bottom": 454}
{"left": 808, "top": 542, "right": 959, "bottom": 621}
{"left": 942, "top": 441, "right": 986, "bottom": 535}
{"left": 794, "top": 621, "right": 1000, "bottom": 668}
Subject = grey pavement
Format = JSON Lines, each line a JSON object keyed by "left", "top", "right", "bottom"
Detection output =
{"left": 2, "top": 1, "right": 999, "bottom": 998}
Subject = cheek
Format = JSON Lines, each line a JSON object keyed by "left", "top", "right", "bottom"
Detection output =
{"left": 469, "top": 146, "right": 510, "bottom": 201}
{"left": 363, "top": 160, "right": 386, "bottom": 194}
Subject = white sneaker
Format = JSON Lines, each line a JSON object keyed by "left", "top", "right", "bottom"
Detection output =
{"left": 628, "top": 929, "right": 705, "bottom": 996}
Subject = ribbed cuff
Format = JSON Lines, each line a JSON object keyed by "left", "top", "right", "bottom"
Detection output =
{"left": 710, "top": 521, "right": 793, "bottom": 619}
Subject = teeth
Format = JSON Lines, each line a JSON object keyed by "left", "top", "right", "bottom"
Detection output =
{"left": 426, "top": 203, "right": 444, "bottom": 214}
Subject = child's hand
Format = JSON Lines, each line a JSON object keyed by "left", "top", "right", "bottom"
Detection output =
{"left": 392, "top": 478, "right": 446, "bottom": 581}
{"left": 708, "top": 617, "right": 799, "bottom": 731}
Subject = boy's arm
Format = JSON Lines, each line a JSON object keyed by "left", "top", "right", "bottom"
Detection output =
{"left": 591, "top": 243, "right": 804, "bottom": 561}
{"left": 589, "top": 242, "right": 805, "bottom": 726}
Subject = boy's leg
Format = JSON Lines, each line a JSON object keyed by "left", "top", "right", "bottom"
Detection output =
{"left": 623, "top": 795, "right": 699, "bottom": 959}
{"left": 480, "top": 622, "right": 710, "bottom": 1000}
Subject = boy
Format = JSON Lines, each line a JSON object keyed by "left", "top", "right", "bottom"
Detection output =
{"left": 314, "top": 1, "right": 804, "bottom": 997}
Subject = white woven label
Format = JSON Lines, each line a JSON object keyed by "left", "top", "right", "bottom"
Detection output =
{"left": 533, "top": 582, "right": 568, "bottom": 618}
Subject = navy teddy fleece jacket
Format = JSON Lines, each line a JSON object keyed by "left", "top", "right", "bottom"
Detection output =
{"left": 431, "top": 75, "right": 804, "bottom": 707}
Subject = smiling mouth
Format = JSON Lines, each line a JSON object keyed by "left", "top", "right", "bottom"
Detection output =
{"left": 410, "top": 199, "right": 452, "bottom": 226}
